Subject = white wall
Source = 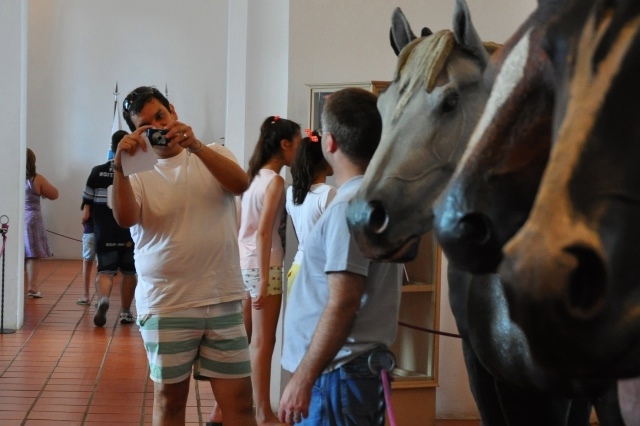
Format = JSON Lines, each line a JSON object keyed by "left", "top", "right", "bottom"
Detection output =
{"left": 288, "top": 0, "right": 536, "bottom": 418}
{"left": 27, "top": 0, "right": 229, "bottom": 259}
{"left": 0, "top": 0, "right": 27, "bottom": 331}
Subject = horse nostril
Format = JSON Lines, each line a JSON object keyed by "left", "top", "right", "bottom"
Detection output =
{"left": 368, "top": 200, "right": 389, "bottom": 234}
{"left": 564, "top": 245, "right": 607, "bottom": 320}
{"left": 456, "top": 213, "right": 491, "bottom": 245}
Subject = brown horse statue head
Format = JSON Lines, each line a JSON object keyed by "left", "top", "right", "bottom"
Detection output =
{"left": 432, "top": 0, "right": 563, "bottom": 274}
{"left": 500, "top": 0, "right": 640, "bottom": 379}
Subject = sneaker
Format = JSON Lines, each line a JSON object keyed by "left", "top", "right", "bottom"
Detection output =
{"left": 76, "top": 297, "right": 91, "bottom": 306}
{"left": 119, "top": 310, "right": 134, "bottom": 324}
{"left": 94, "top": 296, "right": 110, "bottom": 327}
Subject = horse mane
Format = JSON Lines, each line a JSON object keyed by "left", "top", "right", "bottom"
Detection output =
{"left": 483, "top": 41, "right": 502, "bottom": 55}
{"left": 393, "top": 30, "right": 455, "bottom": 121}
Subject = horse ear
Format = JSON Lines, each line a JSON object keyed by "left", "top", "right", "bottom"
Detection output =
{"left": 452, "top": 0, "right": 489, "bottom": 66}
{"left": 390, "top": 7, "right": 417, "bottom": 56}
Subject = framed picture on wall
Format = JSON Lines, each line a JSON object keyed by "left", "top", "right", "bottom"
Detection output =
{"left": 306, "top": 81, "right": 390, "bottom": 130}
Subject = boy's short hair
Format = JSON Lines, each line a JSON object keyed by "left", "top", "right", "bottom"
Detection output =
{"left": 321, "top": 88, "right": 382, "bottom": 166}
{"left": 111, "top": 130, "right": 129, "bottom": 155}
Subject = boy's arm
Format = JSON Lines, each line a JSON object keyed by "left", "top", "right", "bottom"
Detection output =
{"left": 278, "top": 271, "right": 365, "bottom": 422}
{"left": 81, "top": 204, "right": 91, "bottom": 224}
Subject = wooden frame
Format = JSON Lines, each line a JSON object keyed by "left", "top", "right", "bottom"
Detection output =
{"left": 387, "top": 232, "right": 441, "bottom": 425}
{"left": 395, "top": 230, "right": 441, "bottom": 385}
{"left": 306, "top": 81, "right": 390, "bottom": 130}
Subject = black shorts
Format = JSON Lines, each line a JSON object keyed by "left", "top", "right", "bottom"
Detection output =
{"left": 96, "top": 250, "right": 136, "bottom": 275}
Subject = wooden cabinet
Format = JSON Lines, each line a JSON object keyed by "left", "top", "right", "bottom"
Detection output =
{"left": 386, "top": 230, "right": 441, "bottom": 425}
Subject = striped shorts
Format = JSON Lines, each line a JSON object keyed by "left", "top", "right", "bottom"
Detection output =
{"left": 137, "top": 301, "right": 251, "bottom": 384}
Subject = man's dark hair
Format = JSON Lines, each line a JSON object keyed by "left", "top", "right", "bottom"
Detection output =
{"left": 111, "top": 130, "right": 129, "bottom": 154}
{"left": 320, "top": 88, "right": 382, "bottom": 167}
{"left": 122, "top": 86, "right": 170, "bottom": 131}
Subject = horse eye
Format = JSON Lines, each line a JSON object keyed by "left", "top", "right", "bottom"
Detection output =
{"left": 442, "top": 93, "right": 458, "bottom": 113}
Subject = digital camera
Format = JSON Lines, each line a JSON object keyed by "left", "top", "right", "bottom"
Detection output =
{"left": 146, "top": 128, "right": 169, "bottom": 146}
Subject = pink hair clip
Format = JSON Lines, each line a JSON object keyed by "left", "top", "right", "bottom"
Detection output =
{"left": 304, "top": 128, "right": 319, "bottom": 143}
{"left": 272, "top": 115, "right": 280, "bottom": 123}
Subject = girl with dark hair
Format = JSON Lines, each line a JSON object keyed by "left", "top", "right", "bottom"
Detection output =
{"left": 285, "top": 130, "right": 335, "bottom": 293}
{"left": 24, "top": 148, "right": 59, "bottom": 298}
{"left": 237, "top": 115, "right": 300, "bottom": 425}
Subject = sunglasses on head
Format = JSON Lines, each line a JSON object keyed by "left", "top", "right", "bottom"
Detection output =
{"left": 123, "top": 87, "right": 162, "bottom": 112}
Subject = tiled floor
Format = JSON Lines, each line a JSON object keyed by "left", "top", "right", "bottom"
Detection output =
{"left": 0, "top": 260, "right": 215, "bottom": 425}
{"left": 1, "top": 259, "right": 481, "bottom": 426}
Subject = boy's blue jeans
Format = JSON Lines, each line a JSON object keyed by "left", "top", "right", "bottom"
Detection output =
{"left": 299, "top": 351, "right": 385, "bottom": 425}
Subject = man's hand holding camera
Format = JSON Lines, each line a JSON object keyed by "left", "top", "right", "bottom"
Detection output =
{"left": 163, "top": 121, "right": 202, "bottom": 152}
{"left": 113, "top": 120, "right": 204, "bottom": 172}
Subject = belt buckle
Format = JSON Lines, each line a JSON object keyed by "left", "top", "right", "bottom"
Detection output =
{"left": 367, "top": 348, "right": 396, "bottom": 374}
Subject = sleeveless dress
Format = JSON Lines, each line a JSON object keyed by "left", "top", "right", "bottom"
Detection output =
{"left": 24, "top": 177, "right": 53, "bottom": 258}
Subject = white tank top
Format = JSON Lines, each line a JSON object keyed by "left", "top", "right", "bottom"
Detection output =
{"left": 286, "top": 183, "right": 336, "bottom": 264}
{"left": 238, "top": 168, "right": 285, "bottom": 269}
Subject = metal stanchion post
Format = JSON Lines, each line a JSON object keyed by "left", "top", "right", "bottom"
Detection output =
{"left": 1, "top": 215, "right": 16, "bottom": 334}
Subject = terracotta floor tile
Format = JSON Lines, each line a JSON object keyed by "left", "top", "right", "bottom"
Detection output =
{"left": 46, "top": 378, "right": 96, "bottom": 386}
{"left": 44, "top": 384, "right": 95, "bottom": 392}
{"left": 0, "top": 403, "right": 32, "bottom": 412}
{"left": 0, "top": 377, "right": 47, "bottom": 385}
{"left": 36, "top": 390, "right": 92, "bottom": 400}
{"left": 31, "top": 402, "right": 87, "bottom": 413}
{"left": 4, "top": 260, "right": 490, "bottom": 425}
{"left": 27, "top": 410, "right": 86, "bottom": 421}
{"left": 37, "top": 396, "right": 91, "bottom": 406}
{"left": 90, "top": 397, "right": 145, "bottom": 407}
{"left": 0, "top": 260, "right": 219, "bottom": 424}
{"left": 49, "top": 367, "right": 98, "bottom": 376}
{"left": 0, "top": 411, "right": 26, "bottom": 420}
{"left": 0, "top": 390, "right": 40, "bottom": 398}
{"left": 88, "top": 404, "right": 143, "bottom": 414}
{"left": 85, "top": 412, "right": 142, "bottom": 423}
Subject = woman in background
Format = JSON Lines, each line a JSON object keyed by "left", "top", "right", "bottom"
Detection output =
{"left": 285, "top": 129, "right": 335, "bottom": 293}
{"left": 24, "top": 148, "right": 59, "bottom": 298}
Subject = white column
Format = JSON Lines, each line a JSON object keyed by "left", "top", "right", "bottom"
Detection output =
{"left": 224, "top": 0, "right": 249, "bottom": 166}
{"left": 225, "top": 0, "right": 291, "bottom": 410}
{"left": 0, "top": 0, "right": 27, "bottom": 331}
